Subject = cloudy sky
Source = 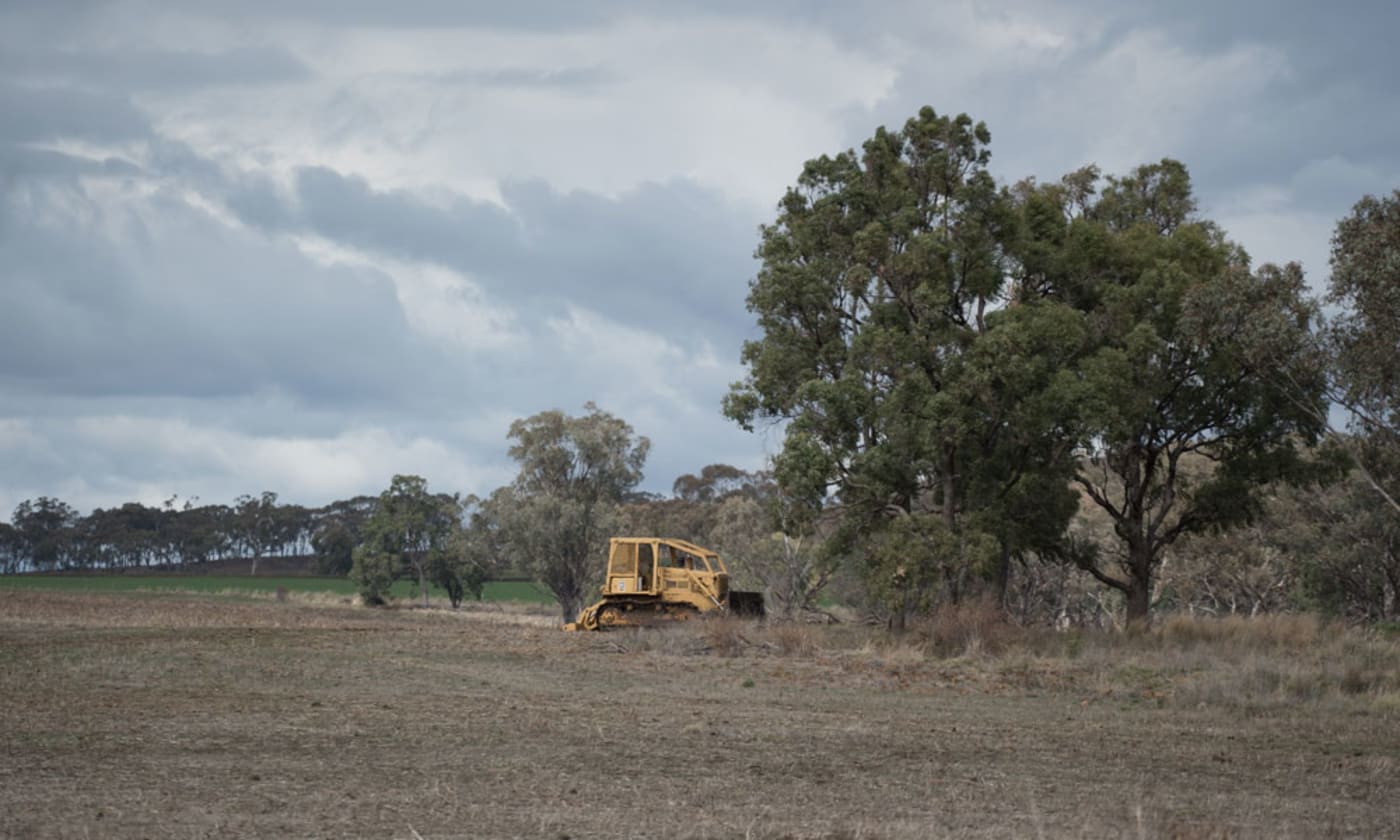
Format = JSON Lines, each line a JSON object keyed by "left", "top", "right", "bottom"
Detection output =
{"left": 2, "top": 1, "right": 1398, "bottom": 518}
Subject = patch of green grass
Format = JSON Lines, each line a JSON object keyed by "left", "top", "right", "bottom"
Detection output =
{"left": 479, "top": 580, "right": 556, "bottom": 604}
{"left": 0, "top": 574, "right": 555, "bottom": 604}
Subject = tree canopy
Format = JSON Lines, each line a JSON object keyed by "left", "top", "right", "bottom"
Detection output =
{"left": 1028, "top": 162, "right": 1328, "bottom": 623}
{"left": 350, "top": 475, "right": 462, "bottom": 607}
{"left": 725, "top": 107, "right": 1083, "bottom": 623}
{"left": 1325, "top": 190, "right": 1400, "bottom": 514}
{"left": 728, "top": 107, "right": 1331, "bottom": 625}
{"left": 492, "top": 402, "right": 650, "bottom": 621}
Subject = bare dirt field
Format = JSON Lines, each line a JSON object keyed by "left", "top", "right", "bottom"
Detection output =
{"left": 2, "top": 590, "right": 1398, "bottom": 839}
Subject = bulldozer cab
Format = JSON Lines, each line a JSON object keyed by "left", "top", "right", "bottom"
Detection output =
{"left": 658, "top": 542, "right": 715, "bottom": 573}
{"left": 605, "top": 538, "right": 727, "bottom": 599}
{"left": 605, "top": 539, "right": 649, "bottom": 595}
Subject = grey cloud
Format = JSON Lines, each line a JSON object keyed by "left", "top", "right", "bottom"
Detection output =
{"left": 292, "top": 166, "right": 521, "bottom": 271}
{"left": 1288, "top": 158, "right": 1396, "bottom": 216}
{"left": 831, "top": 2, "right": 1400, "bottom": 233}
{"left": 498, "top": 179, "right": 759, "bottom": 335}
{"left": 0, "top": 125, "right": 759, "bottom": 431}
{"left": 1132, "top": 1, "right": 1397, "bottom": 87}
{"left": 224, "top": 175, "right": 299, "bottom": 234}
{"left": 237, "top": 166, "right": 765, "bottom": 490}
{"left": 0, "top": 180, "right": 450, "bottom": 407}
{"left": 287, "top": 166, "right": 760, "bottom": 350}
{"left": 7, "top": 0, "right": 1396, "bottom": 517}
{"left": 0, "top": 83, "right": 149, "bottom": 145}
{"left": 139, "top": 0, "right": 632, "bottom": 30}
{"left": 146, "top": 138, "right": 234, "bottom": 189}
{"left": 0, "top": 45, "right": 311, "bottom": 93}
{"left": 434, "top": 66, "right": 613, "bottom": 90}
{"left": 0, "top": 396, "right": 522, "bottom": 519}
{"left": 0, "top": 145, "right": 143, "bottom": 182}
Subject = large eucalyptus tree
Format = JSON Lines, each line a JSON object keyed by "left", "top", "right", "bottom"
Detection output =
{"left": 726, "top": 107, "right": 1083, "bottom": 621}
{"left": 1018, "top": 161, "right": 1327, "bottom": 623}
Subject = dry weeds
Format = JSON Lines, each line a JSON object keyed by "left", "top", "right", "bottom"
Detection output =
{"left": 2, "top": 591, "right": 1398, "bottom": 839}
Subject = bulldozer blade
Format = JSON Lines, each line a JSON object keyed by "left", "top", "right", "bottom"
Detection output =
{"left": 728, "top": 590, "right": 766, "bottom": 617}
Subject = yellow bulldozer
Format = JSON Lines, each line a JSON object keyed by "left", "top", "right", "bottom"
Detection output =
{"left": 565, "top": 537, "right": 765, "bottom": 630}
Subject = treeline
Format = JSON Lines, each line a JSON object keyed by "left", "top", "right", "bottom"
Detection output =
{"left": 0, "top": 492, "right": 375, "bottom": 576}
{"left": 0, "top": 428, "right": 1394, "bottom": 625}
{"left": 0, "top": 414, "right": 805, "bottom": 625}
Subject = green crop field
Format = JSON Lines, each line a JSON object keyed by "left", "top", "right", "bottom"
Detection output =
{"left": 0, "top": 574, "right": 555, "bottom": 604}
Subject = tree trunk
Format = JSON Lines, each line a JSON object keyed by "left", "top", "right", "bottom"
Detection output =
{"left": 419, "top": 564, "right": 429, "bottom": 608}
{"left": 559, "top": 592, "right": 582, "bottom": 625}
{"left": 942, "top": 446, "right": 957, "bottom": 528}
{"left": 1125, "top": 541, "right": 1154, "bottom": 628}
{"left": 994, "top": 540, "right": 1011, "bottom": 608}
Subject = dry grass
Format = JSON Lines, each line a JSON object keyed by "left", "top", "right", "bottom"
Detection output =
{"left": 1155, "top": 612, "right": 1325, "bottom": 649}
{"left": 909, "top": 597, "right": 1025, "bottom": 658}
{"left": 2, "top": 591, "right": 1399, "bottom": 839}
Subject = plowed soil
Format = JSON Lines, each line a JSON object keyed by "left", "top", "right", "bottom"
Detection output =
{"left": 2, "top": 591, "right": 1396, "bottom": 838}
